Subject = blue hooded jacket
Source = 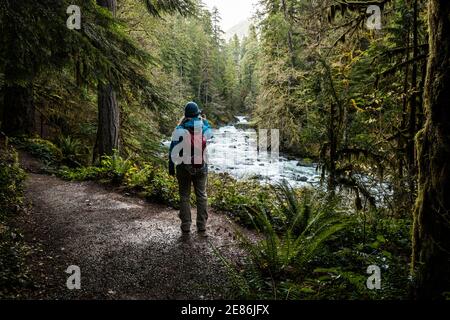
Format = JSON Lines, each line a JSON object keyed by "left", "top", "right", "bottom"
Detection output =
{"left": 169, "top": 117, "right": 212, "bottom": 174}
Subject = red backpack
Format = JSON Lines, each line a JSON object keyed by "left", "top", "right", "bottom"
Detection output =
{"left": 187, "top": 127, "right": 207, "bottom": 168}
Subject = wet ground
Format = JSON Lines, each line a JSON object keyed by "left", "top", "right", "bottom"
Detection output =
{"left": 17, "top": 154, "right": 252, "bottom": 300}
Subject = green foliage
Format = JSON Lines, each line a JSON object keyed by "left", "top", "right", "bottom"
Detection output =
{"left": 215, "top": 181, "right": 411, "bottom": 300}
{"left": 139, "top": 0, "right": 196, "bottom": 18}
{"left": 131, "top": 1, "right": 250, "bottom": 125}
{"left": 58, "top": 165, "right": 108, "bottom": 181}
{"left": 142, "top": 165, "right": 180, "bottom": 208}
{"left": 57, "top": 136, "right": 89, "bottom": 167}
{"left": 218, "top": 182, "right": 349, "bottom": 299}
{"left": 210, "top": 174, "right": 276, "bottom": 227}
{"left": 0, "top": 228, "right": 31, "bottom": 299}
{"left": 99, "top": 151, "right": 134, "bottom": 184}
{"left": 250, "top": 0, "right": 428, "bottom": 213}
{"left": 0, "top": 0, "right": 428, "bottom": 299}
{"left": 11, "top": 137, "right": 62, "bottom": 165}
{"left": 0, "top": 142, "right": 25, "bottom": 216}
{"left": 59, "top": 151, "right": 132, "bottom": 184}
{"left": 0, "top": 140, "right": 30, "bottom": 298}
{"left": 309, "top": 214, "right": 411, "bottom": 300}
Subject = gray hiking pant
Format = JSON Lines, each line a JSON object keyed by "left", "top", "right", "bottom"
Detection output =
{"left": 176, "top": 165, "right": 208, "bottom": 232}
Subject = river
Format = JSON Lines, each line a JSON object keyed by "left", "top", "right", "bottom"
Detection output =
{"left": 206, "top": 116, "right": 321, "bottom": 188}
{"left": 165, "top": 116, "right": 391, "bottom": 201}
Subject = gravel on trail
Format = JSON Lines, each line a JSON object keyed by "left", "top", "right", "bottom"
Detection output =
{"left": 16, "top": 153, "right": 251, "bottom": 300}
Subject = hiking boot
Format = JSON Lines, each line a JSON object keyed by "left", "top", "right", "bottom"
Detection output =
{"left": 197, "top": 229, "right": 208, "bottom": 238}
{"left": 179, "top": 231, "right": 191, "bottom": 243}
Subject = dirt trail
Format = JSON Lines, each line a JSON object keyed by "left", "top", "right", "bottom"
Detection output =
{"left": 17, "top": 154, "right": 249, "bottom": 300}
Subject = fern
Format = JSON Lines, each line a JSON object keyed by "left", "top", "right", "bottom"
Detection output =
{"left": 219, "top": 181, "right": 349, "bottom": 299}
{"left": 57, "top": 136, "right": 88, "bottom": 167}
{"left": 100, "top": 150, "right": 133, "bottom": 183}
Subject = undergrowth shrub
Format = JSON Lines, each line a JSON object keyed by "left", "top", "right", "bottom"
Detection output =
{"left": 100, "top": 151, "right": 134, "bottom": 184}
{"left": 217, "top": 183, "right": 411, "bottom": 300}
{"left": 11, "top": 136, "right": 62, "bottom": 165}
{"left": 310, "top": 213, "right": 411, "bottom": 300}
{"left": 59, "top": 151, "right": 132, "bottom": 184}
{"left": 209, "top": 173, "right": 276, "bottom": 227}
{"left": 0, "top": 137, "right": 30, "bottom": 298}
{"left": 143, "top": 165, "right": 180, "bottom": 208}
{"left": 56, "top": 136, "right": 89, "bottom": 167}
{"left": 217, "top": 181, "right": 350, "bottom": 299}
{"left": 0, "top": 143, "right": 26, "bottom": 216}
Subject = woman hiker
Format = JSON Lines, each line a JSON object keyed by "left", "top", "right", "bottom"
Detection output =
{"left": 169, "top": 102, "right": 213, "bottom": 237}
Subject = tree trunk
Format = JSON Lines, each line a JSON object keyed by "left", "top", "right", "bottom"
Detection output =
{"left": 94, "top": 0, "right": 119, "bottom": 160}
{"left": 1, "top": 83, "right": 35, "bottom": 136}
{"left": 95, "top": 84, "right": 119, "bottom": 158}
{"left": 394, "top": 25, "right": 410, "bottom": 215}
{"left": 407, "top": 0, "right": 420, "bottom": 203}
{"left": 412, "top": 0, "right": 450, "bottom": 300}
{"left": 96, "top": 0, "right": 116, "bottom": 15}
{"left": 327, "top": 102, "right": 337, "bottom": 195}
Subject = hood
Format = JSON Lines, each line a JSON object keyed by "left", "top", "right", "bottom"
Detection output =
{"left": 179, "top": 118, "right": 210, "bottom": 131}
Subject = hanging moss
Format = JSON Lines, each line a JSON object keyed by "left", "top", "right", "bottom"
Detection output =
{"left": 411, "top": 0, "right": 450, "bottom": 300}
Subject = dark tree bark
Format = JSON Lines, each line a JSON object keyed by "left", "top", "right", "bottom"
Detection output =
{"left": 394, "top": 22, "right": 411, "bottom": 216}
{"left": 96, "top": 0, "right": 116, "bottom": 15}
{"left": 327, "top": 102, "right": 337, "bottom": 195}
{"left": 395, "top": 0, "right": 421, "bottom": 214}
{"left": 412, "top": 0, "right": 450, "bottom": 300}
{"left": 322, "top": 61, "right": 342, "bottom": 196}
{"left": 1, "top": 1, "right": 36, "bottom": 136}
{"left": 406, "top": 0, "right": 420, "bottom": 202}
{"left": 94, "top": 0, "right": 119, "bottom": 159}
{"left": 1, "top": 83, "right": 35, "bottom": 136}
{"left": 95, "top": 84, "right": 119, "bottom": 158}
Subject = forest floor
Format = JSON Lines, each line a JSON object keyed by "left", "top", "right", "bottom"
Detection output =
{"left": 14, "top": 152, "right": 251, "bottom": 300}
